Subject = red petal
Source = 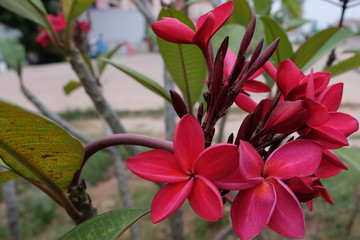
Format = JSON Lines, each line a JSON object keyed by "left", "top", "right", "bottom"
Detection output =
{"left": 315, "top": 150, "right": 347, "bottom": 178}
{"left": 188, "top": 175, "right": 223, "bottom": 221}
{"left": 231, "top": 181, "right": 277, "bottom": 240}
{"left": 324, "top": 112, "right": 359, "bottom": 137}
{"left": 196, "top": 1, "right": 234, "bottom": 35}
{"left": 223, "top": 48, "right": 236, "bottom": 80}
{"left": 193, "top": 13, "right": 215, "bottom": 49}
{"left": 240, "top": 141, "right": 264, "bottom": 178}
{"left": 174, "top": 115, "right": 205, "bottom": 173}
{"left": 305, "top": 69, "right": 315, "bottom": 99}
{"left": 317, "top": 83, "right": 343, "bottom": 111}
{"left": 263, "top": 61, "right": 277, "bottom": 81}
{"left": 235, "top": 93, "right": 257, "bottom": 113}
{"left": 307, "top": 126, "right": 349, "bottom": 149}
{"left": 152, "top": 18, "right": 195, "bottom": 44}
{"left": 263, "top": 100, "right": 309, "bottom": 134}
{"left": 193, "top": 143, "right": 238, "bottom": 181}
{"left": 276, "top": 60, "right": 304, "bottom": 98}
{"left": 264, "top": 140, "right": 322, "bottom": 180}
{"left": 267, "top": 177, "right": 305, "bottom": 238}
{"left": 243, "top": 80, "right": 271, "bottom": 93}
{"left": 214, "top": 167, "right": 263, "bottom": 190}
{"left": 305, "top": 98, "right": 329, "bottom": 127}
{"left": 126, "top": 149, "right": 188, "bottom": 183}
{"left": 151, "top": 179, "right": 194, "bottom": 223}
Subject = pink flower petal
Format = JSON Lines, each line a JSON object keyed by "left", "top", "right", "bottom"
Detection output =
{"left": 214, "top": 166, "right": 263, "bottom": 190}
{"left": 263, "top": 100, "right": 309, "bottom": 134}
{"left": 193, "top": 12, "right": 215, "bottom": 49}
{"left": 240, "top": 141, "right": 264, "bottom": 179}
{"left": 307, "top": 126, "right": 349, "bottom": 149}
{"left": 276, "top": 60, "right": 304, "bottom": 98}
{"left": 315, "top": 150, "right": 347, "bottom": 178}
{"left": 126, "top": 149, "right": 189, "bottom": 183}
{"left": 188, "top": 175, "right": 223, "bottom": 221}
{"left": 223, "top": 48, "right": 237, "bottom": 80}
{"left": 243, "top": 80, "right": 271, "bottom": 93}
{"left": 174, "top": 115, "right": 205, "bottom": 173}
{"left": 263, "top": 61, "right": 277, "bottom": 81}
{"left": 235, "top": 92, "right": 258, "bottom": 113}
{"left": 305, "top": 98, "right": 329, "bottom": 127}
{"left": 267, "top": 177, "right": 305, "bottom": 238}
{"left": 231, "top": 181, "right": 277, "bottom": 240}
{"left": 193, "top": 143, "right": 238, "bottom": 181}
{"left": 151, "top": 179, "right": 194, "bottom": 223}
{"left": 317, "top": 83, "right": 343, "bottom": 111}
{"left": 264, "top": 140, "right": 322, "bottom": 180}
{"left": 152, "top": 18, "right": 195, "bottom": 44}
{"left": 324, "top": 112, "right": 359, "bottom": 137}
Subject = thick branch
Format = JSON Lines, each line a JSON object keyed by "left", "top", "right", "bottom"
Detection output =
{"left": 68, "top": 44, "right": 139, "bottom": 156}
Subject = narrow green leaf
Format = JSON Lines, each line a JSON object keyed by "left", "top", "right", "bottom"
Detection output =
{"left": 254, "top": 0, "right": 272, "bottom": 15}
{"left": 59, "top": 207, "right": 150, "bottom": 240}
{"left": 261, "top": 16, "right": 293, "bottom": 66}
{"left": 61, "top": 0, "right": 95, "bottom": 21}
{"left": 157, "top": 8, "right": 206, "bottom": 108}
{"left": 343, "top": 48, "right": 360, "bottom": 54}
{"left": 284, "top": 18, "right": 310, "bottom": 31}
{"left": 0, "top": 101, "right": 84, "bottom": 191}
{"left": 79, "top": 50, "right": 95, "bottom": 75}
{"left": 0, "top": 170, "right": 18, "bottom": 186}
{"left": 0, "top": 38, "right": 26, "bottom": 76}
{"left": 324, "top": 53, "right": 360, "bottom": 77}
{"left": 334, "top": 148, "right": 360, "bottom": 173}
{"left": 64, "top": 81, "right": 83, "bottom": 95}
{"left": 281, "top": 0, "right": 302, "bottom": 19}
{"left": 227, "top": 0, "right": 252, "bottom": 27}
{"left": 0, "top": 0, "right": 48, "bottom": 27}
{"left": 212, "top": 24, "right": 245, "bottom": 55}
{"left": 292, "top": 27, "right": 354, "bottom": 71}
{"left": 103, "top": 59, "right": 172, "bottom": 102}
{"left": 97, "top": 43, "right": 124, "bottom": 76}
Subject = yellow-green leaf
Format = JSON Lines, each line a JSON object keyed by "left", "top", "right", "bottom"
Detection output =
{"left": 227, "top": 0, "right": 252, "bottom": 27}
{"left": 0, "top": 101, "right": 84, "bottom": 191}
{"left": 0, "top": 0, "right": 48, "bottom": 27}
{"left": 61, "top": 0, "right": 95, "bottom": 21}
{"left": 0, "top": 170, "right": 18, "bottom": 186}
{"left": 59, "top": 207, "right": 150, "bottom": 240}
{"left": 324, "top": 52, "right": 360, "bottom": 77}
{"left": 64, "top": 81, "right": 83, "bottom": 95}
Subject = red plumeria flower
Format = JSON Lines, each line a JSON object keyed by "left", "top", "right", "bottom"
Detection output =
{"left": 126, "top": 114, "right": 238, "bottom": 223}
{"left": 36, "top": 13, "right": 66, "bottom": 48}
{"left": 79, "top": 21, "right": 91, "bottom": 33}
{"left": 151, "top": 1, "right": 233, "bottom": 53}
{"left": 221, "top": 140, "right": 322, "bottom": 240}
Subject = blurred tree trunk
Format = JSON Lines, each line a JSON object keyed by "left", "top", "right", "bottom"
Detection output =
{"left": 1, "top": 169, "right": 20, "bottom": 240}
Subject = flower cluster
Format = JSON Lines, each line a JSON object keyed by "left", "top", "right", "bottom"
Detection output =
{"left": 36, "top": 13, "right": 66, "bottom": 47}
{"left": 126, "top": 1, "right": 359, "bottom": 240}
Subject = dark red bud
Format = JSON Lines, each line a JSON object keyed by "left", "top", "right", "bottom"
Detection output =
{"left": 197, "top": 103, "right": 204, "bottom": 123}
{"left": 238, "top": 16, "right": 256, "bottom": 57}
{"left": 170, "top": 90, "right": 188, "bottom": 118}
{"left": 227, "top": 133, "right": 234, "bottom": 144}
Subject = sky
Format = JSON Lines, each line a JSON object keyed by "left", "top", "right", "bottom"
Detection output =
{"left": 303, "top": 0, "right": 360, "bottom": 29}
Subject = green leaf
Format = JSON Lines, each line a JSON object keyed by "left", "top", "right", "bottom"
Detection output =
{"left": 59, "top": 207, "right": 150, "bottom": 240}
{"left": 284, "top": 18, "right": 310, "bottom": 31}
{"left": 64, "top": 81, "right": 83, "bottom": 95}
{"left": 0, "top": 170, "right": 18, "bottom": 186}
{"left": 79, "top": 50, "right": 95, "bottom": 75}
{"left": 292, "top": 27, "right": 354, "bottom": 71}
{"left": 0, "top": 0, "right": 48, "bottom": 27}
{"left": 97, "top": 43, "right": 124, "bottom": 76}
{"left": 281, "top": 0, "right": 302, "bottom": 19}
{"left": 0, "top": 101, "right": 84, "bottom": 191}
{"left": 254, "top": 0, "right": 272, "bottom": 15}
{"left": 324, "top": 53, "right": 360, "bottom": 77}
{"left": 334, "top": 148, "right": 360, "bottom": 173}
{"left": 212, "top": 24, "right": 245, "bottom": 55}
{"left": 227, "top": 0, "right": 252, "bottom": 27}
{"left": 0, "top": 38, "right": 26, "bottom": 76}
{"left": 343, "top": 48, "right": 360, "bottom": 54}
{"left": 157, "top": 8, "right": 206, "bottom": 108}
{"left": 261, "top": 16, "right": 293, "bottom": 66}
{"left": 61, "top": 0, "right": 95, "bottom": 21}
{"left": 103, "top": 59, "right": 172, "bottom": 102}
